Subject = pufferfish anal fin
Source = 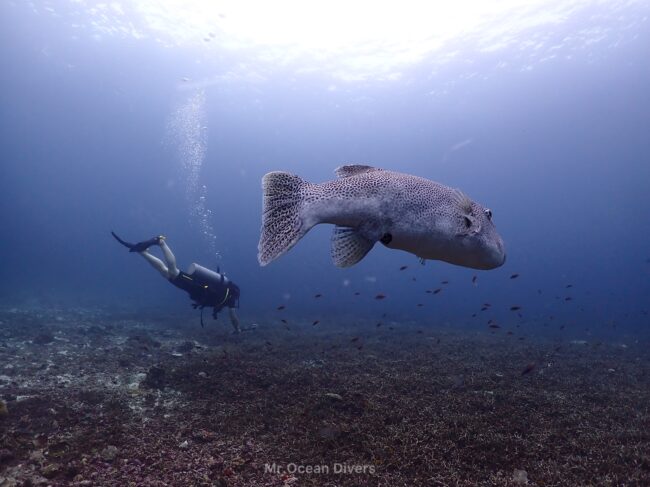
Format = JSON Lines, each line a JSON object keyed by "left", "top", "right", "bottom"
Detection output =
{"left": 331, "top": 226, "right": 375, "bottom": 267}
{"left": 334, "top": 165, "right": 382, "bottom": 178}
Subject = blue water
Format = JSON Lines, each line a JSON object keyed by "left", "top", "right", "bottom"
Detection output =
{"left": 1, "top": 1, "right": 649, "bottom": 340}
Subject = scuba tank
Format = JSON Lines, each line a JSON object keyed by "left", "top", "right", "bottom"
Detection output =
{"left": 187, "top": 263, "right": 229, "bottom": 289}
{"left": 187, "top": 263, "right": 232, "bottom": 328}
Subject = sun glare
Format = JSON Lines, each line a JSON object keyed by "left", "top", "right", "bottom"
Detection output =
{"left": 126, "top": 0, "right": 570, "bottom": 78}
{"left": 50, "top": 0, "right": 644, "bottom": 80}
{"left": 136, "top": 0, "right": 552, "bottom": 51}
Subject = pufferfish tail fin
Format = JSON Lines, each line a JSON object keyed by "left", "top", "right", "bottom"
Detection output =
{"left": 258, "top": 171, "right": 317, "bottom": 266}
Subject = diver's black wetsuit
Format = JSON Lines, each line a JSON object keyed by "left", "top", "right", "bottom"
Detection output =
{"left": 170, "top": 271, "right": 240, "bottom": 315}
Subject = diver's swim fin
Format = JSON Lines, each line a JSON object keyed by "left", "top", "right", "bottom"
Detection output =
{"left": 111, "top": 231, "right": 136, "bottom": 251}
{"left": 111, "top": 232, "right": 160, "bottom": 253}
{"left": 129, "top": 237, "right": 162, "bottom": 252}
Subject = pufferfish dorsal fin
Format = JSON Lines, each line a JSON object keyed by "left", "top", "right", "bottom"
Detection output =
{"left": 334, "top": 164, "right": 381, "bottom": 178}
{"left": 451, "top": 188, "right": 473, "bottom": 213}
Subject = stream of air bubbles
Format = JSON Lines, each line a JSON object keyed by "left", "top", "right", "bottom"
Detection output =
{"left": 167, "top": 91, "right": 220, "bottom": 261}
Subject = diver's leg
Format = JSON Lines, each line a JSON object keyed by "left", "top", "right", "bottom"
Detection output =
{"left": 228, "top": 307, "right": 241, "bottom": 334}
{"left": 159, "top": 240, "right": 180, "bottom": 279}
{"left": 138, "top": 250, "right": 169, "bottom": 278}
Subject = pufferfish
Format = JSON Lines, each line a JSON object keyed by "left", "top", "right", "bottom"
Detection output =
{"left": 258, "top": 165, "right": 506, "bottom": 270}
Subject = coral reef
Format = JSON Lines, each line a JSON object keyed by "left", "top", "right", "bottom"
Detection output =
{"left": 0, "top": 306, "right": 649, "bottom": 486}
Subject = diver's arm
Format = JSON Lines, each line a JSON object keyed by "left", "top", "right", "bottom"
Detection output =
{"left": 228, "top": 307, "right": 241, "bottom": 334}
{"left": 159, "top": 239, "right": 180, "bottom": 279}
{"left": 138, "top": 250, "right": 169, "bottom": 278}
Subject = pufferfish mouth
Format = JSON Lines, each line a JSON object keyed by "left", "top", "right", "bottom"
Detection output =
{"left": 487, "top": 248, "right": 507, "bottom": 269}
{"left": 466, "top": 240, "right": 506, "bottom": 269}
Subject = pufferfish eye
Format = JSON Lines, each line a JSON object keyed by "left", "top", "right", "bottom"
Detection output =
{"left": 484, "top": 208, "right": 492, "bottom": 220}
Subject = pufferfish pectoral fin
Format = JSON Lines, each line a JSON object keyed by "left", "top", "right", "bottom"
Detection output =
{"left": 331, "top": 226, "right": 376, "bottom": 267}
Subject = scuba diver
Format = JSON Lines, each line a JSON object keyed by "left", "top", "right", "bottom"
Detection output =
{"left": 111, "top": 232, "right": 245, "bottom": 333}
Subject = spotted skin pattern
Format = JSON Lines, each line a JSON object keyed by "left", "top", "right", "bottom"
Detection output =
{"left": 258, "top": 165, "right": 506, "bottom": 270}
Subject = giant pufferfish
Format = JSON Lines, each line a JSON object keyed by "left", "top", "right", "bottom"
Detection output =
{"left": 258, "top": 165, "right": 506, "bottom": 270}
